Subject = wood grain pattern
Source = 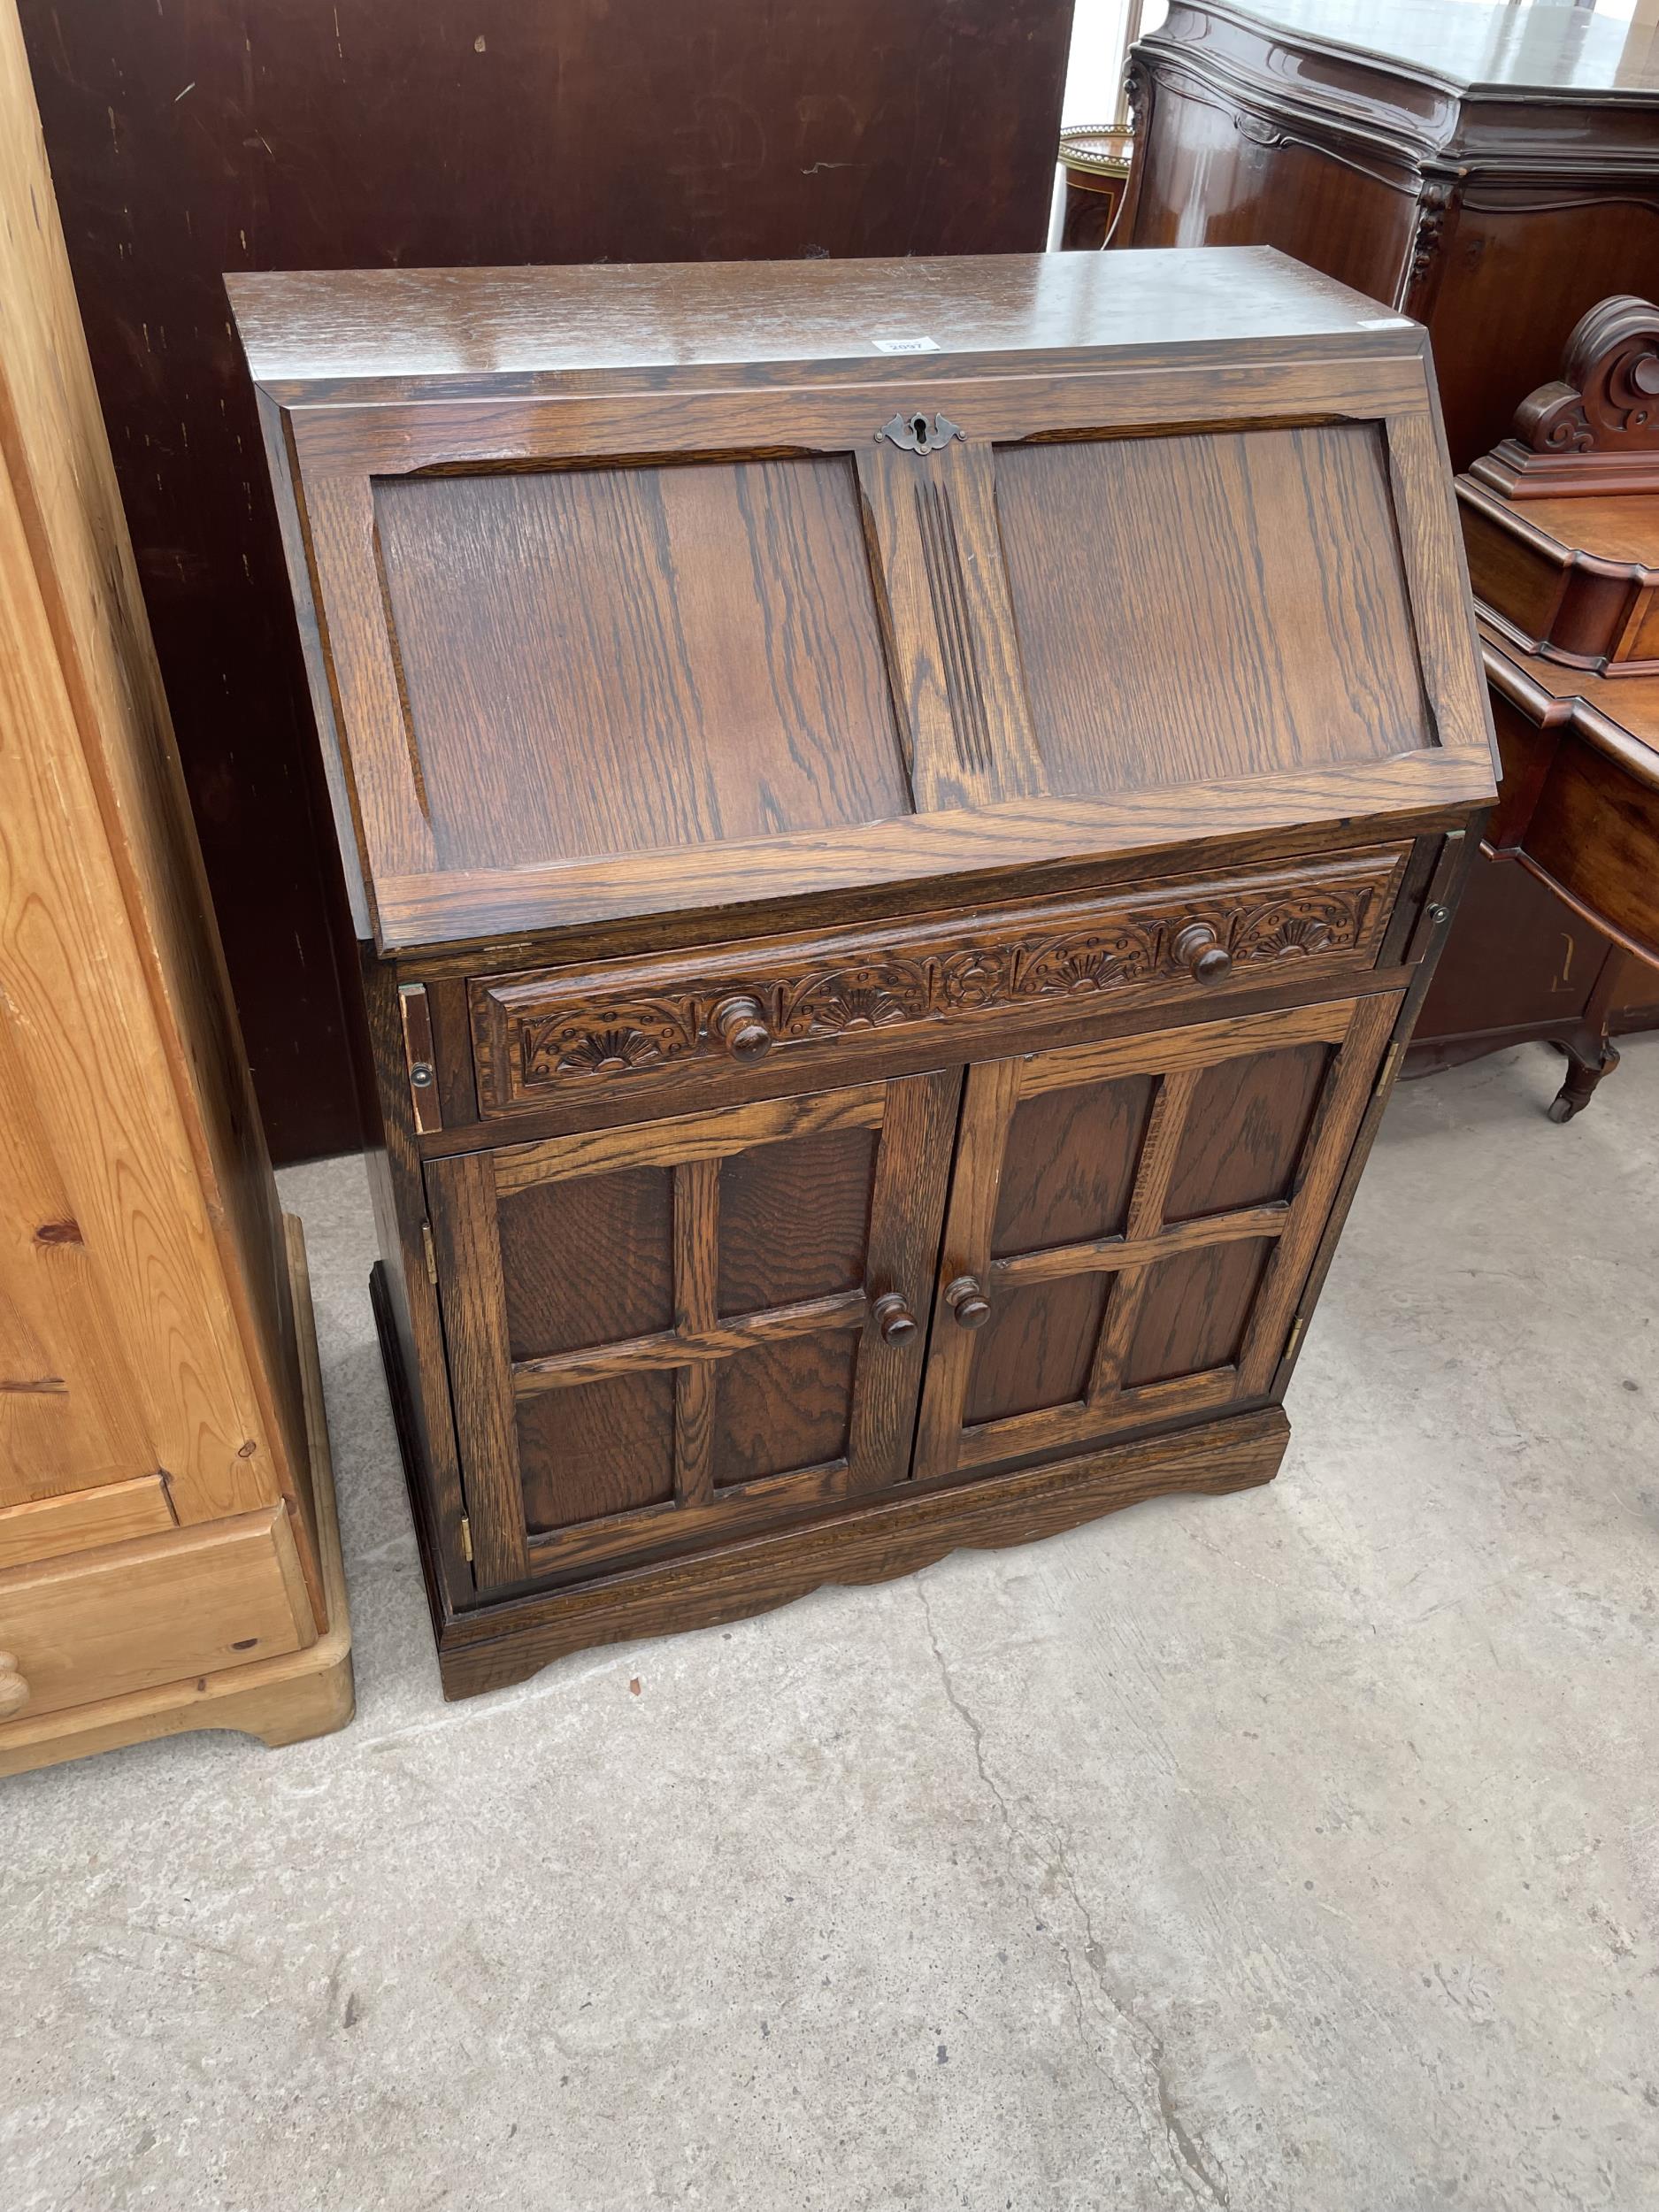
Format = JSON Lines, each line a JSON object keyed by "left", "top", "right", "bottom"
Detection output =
{"left": 1237, "top": 993, "right": 1402, "bottom": 1394}
{"left": 373, "top": 752, "right": 1489, "bottom": 951}
{"left": 1125, "top": 1, "right": 1659, "bottom": 472}
{"left": 673, "top": 1160, "right": 720, "bottom": 1508}
{"left": 1162, "top": 1046, "right": 1330, "bottom": 1223}
{"left": 435, "top": 1408, "right": 1293, "bottom": 1700}
{"left": 914, "top": 994, "right": 1396, "bottom": 1480}
{"left": 0, "top": 4, "right": 328, "bottom": 1676}
{"left": 856, "top": 438, "right": 1044, "bottom": 811}
{"left": 913, "top": 1056, "right": 1022, "bottom": 1478}
{"left": 0, "top": 1475, "right": 174, "bottom": 1572}
{"left": 511, "top": 1291, "right": 869, "bottom": 1392}
{"left": 716, "top": 1126, "right": 876, "bottom": 1315}
{"left": 0, "top": 1216, "right": 354, "bottom": 1771}
{"left": 1018, "top": 997, "right": 1356, "bottom": 1100}
{"left": 998, "top": 423, "right": 1433, "bottom": 793}
{"left": 517, "top": 1371, "right": 677, "bottom": 1536}
{"left": 990, "top": 1075, "right": 1155, "bottom": 1256}
{"left": 1087, "top": 1066, "right": 1199, "bottom": 1402}
{"left": 437, "top": 1070, "right": 957, "bottom": 1588}
{"left": 991, "top": 1202, "right": 1291, "bottom": 1287}
{"left": 248, "top": 250, "right": 1494, "bottom": 1687}
{"left": 425, "top": 1149, "right": 532, "bottom": 1587}
{"left": 711, "top": 1333, "right": 856, "bottom": 1490}
{"left": 497, "top": 1164, "right": 674, "bottom": 1361}
{"left": 0, "top": 1505, "right": 311, "bottom": 1722}
{"left": 492, "top": 1085, "right": 889, "bottom": 1194}
{"left": 469, "top": 847, "right": 1408, "bottom": 1113}
{"left": 373, "top": 457, "right": 909, "bottom": 872}
{"left": 21, "top": 0, "right": 1076, "bottom": 1155}
{"left": 233, "top": 250, "right": 1483, "bottom": 958}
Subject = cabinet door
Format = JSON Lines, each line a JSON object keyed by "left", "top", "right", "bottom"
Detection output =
{"left": 428, "top": 1071, "right": 958, "bottom": 1592}
{"left": 914, "top": 995, "right": 1400, "bottom": 1480}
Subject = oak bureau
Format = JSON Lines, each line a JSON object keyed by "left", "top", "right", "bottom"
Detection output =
{"left": 231, "top": 250, "right": 1497, "bottom": 1699}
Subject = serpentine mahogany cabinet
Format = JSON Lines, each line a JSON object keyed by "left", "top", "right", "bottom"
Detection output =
{"left": 233, "top": 250, "right": 1496, "bottom": 1699}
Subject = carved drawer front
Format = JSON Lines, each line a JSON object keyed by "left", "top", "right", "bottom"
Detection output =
{"left": 468, "top": 846, "right": 1409, "bottom": 1117}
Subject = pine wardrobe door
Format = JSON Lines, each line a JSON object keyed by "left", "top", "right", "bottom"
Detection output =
{"left": 426, "top": 1070, "right": 958, "bottom": 1591}
{"left": 914, "top": 995, "right": 1401, "bottom": 1480}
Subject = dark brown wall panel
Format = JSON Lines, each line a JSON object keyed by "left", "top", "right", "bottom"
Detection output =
{"left": 18, "top": 0, "right": 1074, "bottom": 1157}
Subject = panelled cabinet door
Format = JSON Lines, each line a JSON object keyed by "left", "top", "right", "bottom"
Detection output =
{"left": 914, "top": 995, "right": 1402, "bottom": 1481}
{"left": 427, "top": 1071, "right": 958, "bottom": 1592}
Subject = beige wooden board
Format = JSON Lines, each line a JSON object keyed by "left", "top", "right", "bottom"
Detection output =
{"left": 0, "top": 1474, "right": 174, "bottom": 1571}
{"left": 0, "top": 3, "right": 315, "bottom": 1582}
{"left": 0, "top": 1216, "right": 354, "bottom": 1776}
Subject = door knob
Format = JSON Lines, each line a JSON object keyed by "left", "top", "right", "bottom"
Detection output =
{"left": 1172, "top": 920, "right": 1232, "bottom": 983}
{"left": 711, "top": 994, "right": 772, "bottom": 1060}
{"left": 945, "top": 1274, "right": 992, "bottom": 1330}
{"left": 0, "top": 1652, "right": 29, "bottom": 1718}
{"left": 871, "top": 1291, "right": 918, "bottom": 1345}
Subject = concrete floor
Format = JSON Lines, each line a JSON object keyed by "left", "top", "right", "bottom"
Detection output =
{"left": 2, "top": 1038, "right": 1656, "bottom": 2212}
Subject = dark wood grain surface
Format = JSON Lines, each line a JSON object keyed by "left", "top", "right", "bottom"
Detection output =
{"left": 374, "top": 457, "right": 908, "bottom": 871}
{"left": 1125, "top": 2, "right": 1659, "bottom": 472}
{"left": 231, "top": 248, "right": 1422, "bottom": 396}
{"left": 18, "top": 0, "right": 1075, "bottom": 1155}
{"left": 249, "top": 253, "right": 1495, "bottom": 1688}
{"left": 998, "top": 424, "right": 1433, "bottom": 789}
{"left": 434, "top": 1408, "right": 1294, "bottom": 1700}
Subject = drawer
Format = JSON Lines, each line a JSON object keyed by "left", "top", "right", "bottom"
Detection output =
{"left": 0, "top": 1474, "right": 175, "bottom": 1572}
{"left": 467, "top": 844, "right": 1410, "bottom": 1118}
{"left": 0, "top": 1507, "right": 313, "bottom": 1724}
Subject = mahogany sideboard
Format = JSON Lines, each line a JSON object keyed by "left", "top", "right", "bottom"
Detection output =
{"left": 0, "top": 0, "right": 350, "bottom": 1776}
{"left": 1119, "top": 0, "right": 1659, "bottom": 471}
{"left": 1409, "top": 296, "right": 1659, "bottom": 1118}
{"left": 232, "top": 250, "right": 1496, "bottom": 1700}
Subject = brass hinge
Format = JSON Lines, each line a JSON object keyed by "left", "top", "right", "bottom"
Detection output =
{"left": 1376, "top": 1039, "right": 1406, "bottom": 1097}
{"left": 458, "top": 1515, "right": 473, "bottom": 1563}
{"left": 1283, "top": 1315, "right": 1307, "bottom": 1366}
{"left": 422, "top": 1222, "right": 438, "bottom": 1286}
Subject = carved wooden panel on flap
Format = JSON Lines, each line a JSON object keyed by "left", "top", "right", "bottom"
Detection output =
{"left": 426, "top": 1071, "right": 958, "bottom": 1591}
{"left": 912, "top": 995, "right": 1402, "bottom": 1483}
{"left": 468, "top": 847, "right": 1408, "bottom": 1115}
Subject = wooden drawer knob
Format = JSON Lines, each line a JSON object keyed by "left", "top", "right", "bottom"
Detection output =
{"left": 945, "top": 1274, "right": 992, "bottom": 1330}
{"left": 0, "top": 1652, "right": 29, "bottom": 1719}
{"left": 871, "top": 1291, "right": 918, "bottom": 1345}
{"left": 1172, "top": 921, "right": 1232, "bottom": 984}
{"left": 712, "top": 995, "right": 772, "bottom": 1061}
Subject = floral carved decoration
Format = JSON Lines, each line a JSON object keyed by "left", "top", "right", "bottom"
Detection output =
{"left": 491, "top": 877, "right": 1385, "bottom": 1096}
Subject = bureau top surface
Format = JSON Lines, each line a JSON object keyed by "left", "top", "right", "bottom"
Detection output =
{"left": 234, "top": 250, "right": 1494, "bottom": 956}
{"left": 229, "top": 248, "right": 1414, "bottom": 395}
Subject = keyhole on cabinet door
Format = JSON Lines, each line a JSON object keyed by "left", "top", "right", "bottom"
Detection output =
{"left": 910, "top": 413, "right": 929, "bottom": 446}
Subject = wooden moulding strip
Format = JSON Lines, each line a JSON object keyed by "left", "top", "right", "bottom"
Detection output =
{"left": 0, "top": 1216, "right": 354, "bottom": 1775}
{"left": 372, "top": 749, "right": 1498, "bottom": 951}
{"left": 434, "top": 1407, "right": 1294, "bottom": 1700}
{"left": 513, "top": 1290, "right": 870, "bottom": 1397}
{"left": 991, "top": 1201, "right": 1289, "bottom": 1289}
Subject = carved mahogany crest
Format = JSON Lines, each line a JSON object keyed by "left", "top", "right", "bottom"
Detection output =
{"left": 1471, "top": 295, "right": 1659, "bottom": 500}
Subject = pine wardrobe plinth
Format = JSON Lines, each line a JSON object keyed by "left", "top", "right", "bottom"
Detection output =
{"left": 232, "top": 250, "right": 1497, "bottom": 1699}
